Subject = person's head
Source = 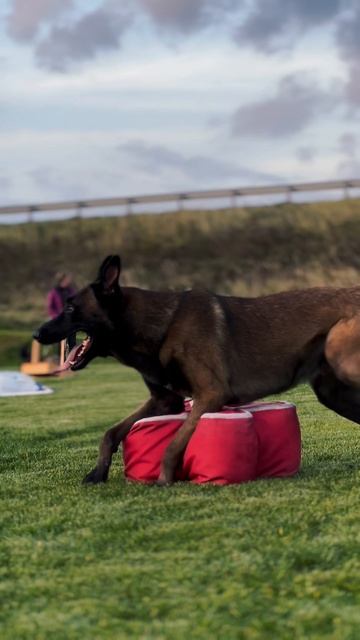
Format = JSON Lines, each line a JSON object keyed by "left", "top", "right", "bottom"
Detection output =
{"left": 56, "top": 272, "right": 72, "bottom": 288}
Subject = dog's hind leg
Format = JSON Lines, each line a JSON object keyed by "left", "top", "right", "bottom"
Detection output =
{"left": 157, "top": 337, "right": 231, "bottom": 484}
{"left": 311, "top": 364, "right": 360, "bottom": 425}
{"left": 83, "top": 384, "right": 184, "bottom": 485}
{"left": 310, "top": 315, "right": 360, "bottom": 424}
{"left": 157, "top": 389, "right": 226, "bottom": 485}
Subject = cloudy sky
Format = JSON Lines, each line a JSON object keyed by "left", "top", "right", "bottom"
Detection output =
{"left": 1, "top": 0, "right": 360, "bottom": 207}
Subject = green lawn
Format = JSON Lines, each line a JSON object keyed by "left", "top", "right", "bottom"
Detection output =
{"left": 1, "top": 361, "right": 360, "bottom": 639}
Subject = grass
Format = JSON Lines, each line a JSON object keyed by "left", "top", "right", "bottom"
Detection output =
{"left": 1, "top": 360, "right": 360, "bottom": 639}
{"left": 0, "top": 329, "right": 32, "bottom": 367}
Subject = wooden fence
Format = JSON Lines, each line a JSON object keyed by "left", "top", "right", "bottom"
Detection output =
{"left": 1, "top": 178, "right": 359, "bottom": 223}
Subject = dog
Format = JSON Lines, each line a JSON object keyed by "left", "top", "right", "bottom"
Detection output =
{"left": 34, "top": 254, "right": 360, "bottom": 485}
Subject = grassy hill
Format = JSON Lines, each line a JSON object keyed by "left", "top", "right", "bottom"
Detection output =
{"left": 1, "top": 198, "right": 360, "bottom": 330}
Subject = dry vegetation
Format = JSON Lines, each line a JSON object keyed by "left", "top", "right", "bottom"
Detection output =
{"left": 1, "top": 198, "right": 360, "bottom": 328}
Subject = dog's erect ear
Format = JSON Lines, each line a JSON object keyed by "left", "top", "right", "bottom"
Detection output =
{"left": 98, "top": 255, "right": 122, "bottom": 291}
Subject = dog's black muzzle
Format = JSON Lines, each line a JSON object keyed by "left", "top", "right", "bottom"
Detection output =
{"left": 34, "top": 313, "right": 76, "bottom": 345}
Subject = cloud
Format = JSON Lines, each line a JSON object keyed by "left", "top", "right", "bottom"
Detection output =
{"left": 337, "top": 131, "right": 360, "bottom": 177}
{"left": 336, "top": 4, "right": 360, "bottom": 61}
{"left": 345, "top": 65, "right": 360, "bottom": 107}
{"left": 231, "top": 74, "right": 338, "bottom": 138}
{"left": 337, "top": 157, "right": 360, "bottom": 179}
{"left": 34, "top": 7, "right": 131, "bottom": 72}
{"left": 336, "top": 6, "right": 360, "bottom": 107}
{"left": 0, "top": 176, "right": 11, "bottom": 190}
{"left": 338, "top": 132, "right": 357, "bottom": 157}
{"left": 6, "top": 0, "right": 348, "bottom": 78}
{"left": 137, "top": 0, "right": 241, "bottom": 33}
{"left": 118, "top": 140, "right": 278, "bottom": 183}
{"left": 29, "top": 164, "right": 126, "bottom": 199}
{"left": 296, "top": 147, "right": 317, "bottom": 163}
{"left": 235, "top": 0, "right": 343, "bottom": 52}
{"left": 7, "top": 0, "right": 342, "bottom": 54}
{"left": 30, "top": 165, "right": 87, "bottom": 198}
{"left": 7, "top": 0, "right": 73, "bottom": 42}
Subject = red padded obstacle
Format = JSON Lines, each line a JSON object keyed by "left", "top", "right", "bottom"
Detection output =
{"left": 122, "top": 402, "right": 301, "bottom": 484}
{"left": 233, "top": 401, "right": 301, "bottom": 478}
{"left": 181, "top": 411, "right": 257, "bottom": 485}
{"left": 122, "top": 413, "right": 187, "bottom": 483}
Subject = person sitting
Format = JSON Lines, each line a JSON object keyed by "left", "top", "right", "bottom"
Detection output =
{"left": 47, "top": 272, "right": 77, "bottom": 350}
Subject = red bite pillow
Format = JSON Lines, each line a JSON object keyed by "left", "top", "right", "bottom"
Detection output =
{"left": 122, "top": 402, "right": 301, "bottom": 484}
{"left": 122, "top": 410, "right": 257, "bottom": 485}
{"left": 234, "top": 401, "right": 301, "bottom": 478}
{"left": 181, "top": 411, "right": 257, "bottom": 485}
{"left": 122, "top": 413, "right": 187, "bottom": 483}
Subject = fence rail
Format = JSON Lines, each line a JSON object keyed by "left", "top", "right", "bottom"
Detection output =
{"left": 1, "top": 179, "right": 360, "bottom": 221}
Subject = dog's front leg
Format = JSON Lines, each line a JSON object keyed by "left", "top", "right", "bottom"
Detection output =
{"left": 82, "top": 397, "right": 161, "bottom": 484}
{"left": 83, "top": 386, "right": 184, "bottom": 485}
{"left": 82, "top": 420, "right": 133, "bottom": 485}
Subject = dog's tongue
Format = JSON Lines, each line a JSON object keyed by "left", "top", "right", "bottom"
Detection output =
{"left": 43, "top": 337, "right": 91, "bottom": 376}
{"left": 33, "top": 340, "right": 90, "bottom": 378}
{"left": 46, "top": 344, "right": 80, "bottom": 375}
{"left": 57, "top": 344, "right": 81, "bottom": 372}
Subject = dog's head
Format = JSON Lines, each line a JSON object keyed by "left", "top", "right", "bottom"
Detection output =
{"left": 34, "top": 255, "right": 123, "bottom": 371}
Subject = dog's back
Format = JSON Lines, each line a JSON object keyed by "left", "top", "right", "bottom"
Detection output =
{"left": 160, "top": 286, "right": 360, "bottom": 402}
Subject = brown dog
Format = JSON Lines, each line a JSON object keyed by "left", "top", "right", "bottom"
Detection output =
{"left": 34, "top": 255, "right": 360, "bottom": 484}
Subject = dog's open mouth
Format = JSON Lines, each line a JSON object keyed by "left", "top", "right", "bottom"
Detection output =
{"left": 61, "top": 335, "right": 94, "bottom": 371}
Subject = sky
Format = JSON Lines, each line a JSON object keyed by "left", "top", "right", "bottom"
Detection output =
{"left": 1, "top": 0, "right": 360, "bottom": 208}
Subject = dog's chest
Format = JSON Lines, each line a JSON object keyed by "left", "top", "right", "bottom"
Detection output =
{"left": 115, "top": 348, "right": 168, "bottom": 385}
{"left": 119, "top": 348, "right": 190, "bottom": 394}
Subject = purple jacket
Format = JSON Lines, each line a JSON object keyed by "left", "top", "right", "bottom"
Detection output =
{"left": 47, "top": 286, "right": 76, "bottom": 319}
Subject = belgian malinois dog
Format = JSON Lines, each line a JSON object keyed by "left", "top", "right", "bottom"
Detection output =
{"left": 34, "top": 255, "right": 360, "bottom": 485}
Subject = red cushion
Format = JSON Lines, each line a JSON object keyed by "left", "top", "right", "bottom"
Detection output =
{"left": 122, "top": 402, "right": 301, "bottom": 484}
{"left": 122, "top": 413, "right": 187, "bottom": 483}
{"left": 182, "top": 411, "right": 257, "bottom": 485}
{"left": 239, "top": 402, "right": 301, "bottom": 478}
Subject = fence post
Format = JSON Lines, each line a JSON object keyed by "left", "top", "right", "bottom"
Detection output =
{"left": 286, "top": 186, "right": 294, "bottom": 204}
{"left": 343, "top": 182, "right": 351, "bottom": 200}
{"left": 178, "top": 195, "right": 186, "bottom": 212}
{"left": 76, "top": 202, "right": 84, "bottom": 218}
{"left": 28, "top": 206, "right": 36, "bottom": 223}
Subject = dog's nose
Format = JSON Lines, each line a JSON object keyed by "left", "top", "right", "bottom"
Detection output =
{"left": 33, "top": 329, "right": 40, "bottom": 340}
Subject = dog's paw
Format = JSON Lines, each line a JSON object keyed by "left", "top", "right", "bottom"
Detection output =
{"left": 156, "top": 475, "right": 173, "bottom": 487}
{"left": 82, "top": 467, "right": 108, "bottom": 485}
